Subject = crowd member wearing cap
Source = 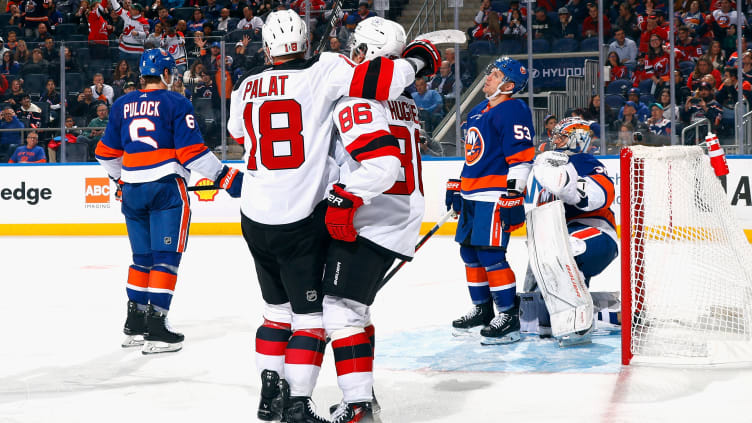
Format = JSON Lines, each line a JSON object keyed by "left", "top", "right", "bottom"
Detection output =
{"left": 682, "top": 80, "right": 724, "bottom": 135}
{"left": 531, "top": 6, "right": 554, "bottom": 41}
{"left": 202, "top": 40, "right": 223, "bottom": 75}
{"left": 161, "top": 23, "right": 187, "bottom": 74}
{"left": 613, "top": 100, "right": 649, "bottom": 134}
{"left": 618, "top": 87, "right": 650, "bottom": 121}
{"left": 582, "top": 2, "right": 611, "bottom": 38}
{"left": 230, "top": 34, "right": 250, "bottom": 69}
{"left": 646, "top": 103, "right": 671, "bottom": 140}
{"left": 551, "top": 7, "right": 578, "bottom": 40}
{"left": 615, "top": 2, "right": 640, "bottom": 41}
{"left": 609, "top": 27, "right": 637, "bottom": 65}
{"left": 123, "top": 80, "right": 137, "bottom": 93}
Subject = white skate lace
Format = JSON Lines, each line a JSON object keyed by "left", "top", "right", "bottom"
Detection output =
{"left": 305, "top": 398, "right": 328, "bottom": 421}
{"left": 330, "top": 400, "right": 348, "bottom": 420}
{"left": 489, "top": 313, "right": 510, "bottom": 329}
{"left": 461, "top": 305, "right": 481, "bottom": 321}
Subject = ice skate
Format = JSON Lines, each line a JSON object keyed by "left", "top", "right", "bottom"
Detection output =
{"left": 331, "top": 401, "right": 375, "bottom": 423}
{"left": 557, "top": 321, "right": 594, "bottom": 347}
{"left": 451, "top": 301, "right": 493, "bottom": 336}
{"left": 142, "top": 305, "right": 184, "bottom": 355}
{"left": 330, "top": 388, "right": 380, "bottom": 416}
{"left": 122, "top": 300, "right": 147, "bottom": 348}
{"left": 258, "top": 369, "right": 288, "bottom": 421}
{"left": 283, "top": 397, "right": 331, "bottom": 423}
{"left": 480, "top": 307, "right": 521, "bottom": 345}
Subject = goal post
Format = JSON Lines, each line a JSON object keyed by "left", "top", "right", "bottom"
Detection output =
{"left": 620, "top": 145, "right": 752, "bottom": 366}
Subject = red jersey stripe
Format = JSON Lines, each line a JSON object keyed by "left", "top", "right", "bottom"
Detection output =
{"left": 122, "top": 149, "right": 177, "bottom": 168}
{"left": 128, "top": 266, "right": 149, "bottom": 288}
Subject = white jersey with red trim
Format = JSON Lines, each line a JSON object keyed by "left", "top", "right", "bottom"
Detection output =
{"left": 161, "top": 32, "right": 187, "bottom": 66}
{"left": 332, "top": 94, "right": 425, "bottom": 258}
{"left": 227, "top": 52, "right": 415, "bottom": 225}
{"left": 111, "top": 0, "right": 150, "bottom": 54}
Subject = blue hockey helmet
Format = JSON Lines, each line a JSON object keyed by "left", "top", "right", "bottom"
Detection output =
{"left": 485, "top": 56, "right": 528, "bottom": 96}
{"left": 139, "top": 48, "right": 177, "bottom": 79}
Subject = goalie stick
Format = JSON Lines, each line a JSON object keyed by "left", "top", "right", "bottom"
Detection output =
{"left": 379, "top": 209, "right": 457, "bottom": 286}
{"left": 314, "top": 0, "right": 345, "bottom": 54}
{"left": 187, "top": 184, "right": 219, "bottom": 192}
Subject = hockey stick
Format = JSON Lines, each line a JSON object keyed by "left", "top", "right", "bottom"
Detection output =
{"left": 413, "top": 29, "right": 467, "bottom": 45}
{"left": 314, "top": 0, "right": 345, "bottom": 54}
{"left": 187, "top": 184, "right": 219, "bottom": 192}
{"left": 380, "top": 209, "right": 457, "bottom": 286}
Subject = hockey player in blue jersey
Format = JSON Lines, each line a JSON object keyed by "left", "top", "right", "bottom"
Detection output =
{"left": 95, "top": 49, "right": 243, "bottom": 355}
{"left": 445, "top": 56, "right": 535, "bottom": 345}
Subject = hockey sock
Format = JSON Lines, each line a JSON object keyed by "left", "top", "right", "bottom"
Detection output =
{"left": 148, "top": 251, "right": 182, "bottom": 312}
{"left": 256, "top": 319, "right": 292, "bottom": 377}
{"left": 284, "top": 328, "right": 326, "bottom": 397}
{"left": 487, "top": 264, "right": 516, "bottom": 312}
{"left": 126, "top": 254, "right": 152, "bottom": 306}
{"left": 465, "top": 264, "right": 491, "bottom": 304}
{"left": 364, "top": 324, "right": 375, "bottom": 354}
{"left": 331, "top": 328, "right": 373, "bottom": 403}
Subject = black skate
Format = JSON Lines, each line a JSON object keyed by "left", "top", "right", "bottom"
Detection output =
{"left": 329, "top": 388, "right": 380, "bottom": 415}
{"left": 283, "top": 397, "right": 331, "bottom": 423}
{"left": 480, "top": 307, "right": 521, "bottom": 345}
{"left": 258, "top": 369, "right": 289, "bottom": 421}
{"left": 451, "top": 301, "right": 493, "bottom": 336}
{"left": 122, "top": 300, "right": 147, "bottom": 348}
{"left": 142, "top": 305, "right": 184, "bottom": 355}
{"left": 331, "top": 401, "right": 375, "bottom": 423}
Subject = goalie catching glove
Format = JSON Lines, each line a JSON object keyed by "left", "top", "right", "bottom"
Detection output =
{"left": 533, "top": 151, "right": 585, "bottom": 206}
{"left": 325, "top": 184, "right": 364, "bottom": 242}
{"left": 216, "top": 165, "right": 243, "bottom": 198}
{"left": 402, "top": 39, "right": 441, "bottom": 77}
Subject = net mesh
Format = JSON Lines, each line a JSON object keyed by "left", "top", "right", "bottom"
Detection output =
{"left": 627, "top": 146, "right": 752, "bottom": 365}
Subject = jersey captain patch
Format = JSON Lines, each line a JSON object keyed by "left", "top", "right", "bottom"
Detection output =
{"left": 465, "top": 127, "right": 484, "bottom": 166}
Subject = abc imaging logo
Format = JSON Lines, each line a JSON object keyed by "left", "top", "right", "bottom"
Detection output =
{"left": 85, "top": 177, "right": 112, "bottom": 208}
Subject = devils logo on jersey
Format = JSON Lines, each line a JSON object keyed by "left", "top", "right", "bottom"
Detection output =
{"left": 465, "top": 127, "right": 484, "bottom": 166}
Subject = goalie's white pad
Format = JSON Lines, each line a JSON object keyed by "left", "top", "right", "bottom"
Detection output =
{"left": 526, "top": 200, "right": 594, "bottom": 338}
{"left": 533, "top": 153, "right": 580, "bottom": 205}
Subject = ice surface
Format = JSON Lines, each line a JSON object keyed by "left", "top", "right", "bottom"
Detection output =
{"left": 0, "top": 235, "right": 750, "bottom": 422}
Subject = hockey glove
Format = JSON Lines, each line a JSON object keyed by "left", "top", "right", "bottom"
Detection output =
{"left": 498, "top": 193, "right": 525, "bottom": 233}
{"left": 217, "top": 165, "right": 243, "bottom": 198}
{"left": 110, "top": 177, "right": 124, "bottom": 202}
{"left": 445, "top": 178, "right": 462, "bottom": 214}
{"left": 402, "top": 39, "right": 441, "bottom": 78}
{"left": 325, "top": 184, "right": 364, "bottom": 242}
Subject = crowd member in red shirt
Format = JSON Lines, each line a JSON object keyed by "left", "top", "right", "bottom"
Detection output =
{"left": 687, "top": 56, "right": 723, "bottom": 89}
{"left": 639, "top": 14, "right": 669, "bottom": 52}
{"left": 85, "top": 0, "right": 112, "bottom": 58}
{"left": 632, "top": 55, "right": 655, "bottom": 87}
{"left": 582, "top": 2, "right": 611, "bottom": 39}
{"left": 607, "top": 51, "right": 629, "bottom": 82}
{"left": 675, "top": 25, "right": 704, "bottom": 62}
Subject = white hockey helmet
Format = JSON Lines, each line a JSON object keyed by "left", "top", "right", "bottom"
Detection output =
{"left": 262, "top": 10, "right": 308, "bottom": 59}
{"left": 350, "top": 16, "right": 406, "bottom": 61}
{"left": 551, "top": 117, "right": 594, "bottom": 153}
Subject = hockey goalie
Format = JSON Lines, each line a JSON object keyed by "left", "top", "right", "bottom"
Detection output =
{"left": 523, "top": 117, "right": 620, "bottom": 346}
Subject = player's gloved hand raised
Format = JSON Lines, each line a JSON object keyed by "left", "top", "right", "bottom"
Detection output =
{"left": 445, "top": 178, "right": 462, "bottom": 214}
{"left": 325, "top": 184, "right": 364, "bottom": 242}
{"left": 498, "top": 192, "right": 525, "bottom": 233}
{"left": 217, "top": 165, "right": 243, "bottom": 198}
{"left": 402, "top": 39, "right": 441, "bottom": 78}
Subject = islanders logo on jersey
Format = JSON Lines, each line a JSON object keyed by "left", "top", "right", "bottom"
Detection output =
{"left": 465, "top": 127, "right": 484, "bottom": 166}
{"left": 193, "top": 178, "right": 218, "bottom": 201}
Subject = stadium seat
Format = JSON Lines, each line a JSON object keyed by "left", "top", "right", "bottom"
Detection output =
{"left": 532, "top": 38, "right": 550, "bottom": 53}
{"left": 68, "top": 34, "right": 86, "bottom": 43}
{"left": 33, "top": 101, "right": 50, "bottom": 128}
{"left": 606, "top": 79, "right": 631, "bottom": 95}
{"left": 172, "top": 7, "right": 197, "bottom": 21}
{"left": 0, "top": 15, "right": 10, "bottom": 27}
{"left": 637, "top": 79, "right": 654, "bottom": 95}
{"left": 604, "top": 94, "right": 626, "bottom": 109}
{"left": 65, "top": 72, "right": 84, "bottom": 95}
{"left": 679, "top": 61, "right": 695, "bottom": 75}
{"left": 579, "top": 37, "right": 600, "bottom": 51}
{"left": 547, "top": 11, "right": 559, "bottom": 23}
{"left": 492, "top": 0, "right": 510, "bottom": 11}
{"left": 551, "top": 38, "right": 578, "bottom": 53}
{"left": 63, "top": 142, "right": 89, "bottom": 162}
{"left": 25, "top": 74, "right": 48, "bottom": 98}
{"left": 469, "top": 41, "right": 494, "bottom": 55}
{"left": 55, "top": 24, "right": 78, "bottom": 40}
{"left": 498, "top": 39, "right": 523, "bottom": 54}
{"left": 640, "top": 93, "right": 655, "bottom": 105}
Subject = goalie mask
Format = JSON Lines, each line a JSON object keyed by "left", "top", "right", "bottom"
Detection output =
{"left": 550, "top": 117, "right": 594, "bottom": 154}
{"left": 349, "top": 17, "right": 406, "bottom": 61}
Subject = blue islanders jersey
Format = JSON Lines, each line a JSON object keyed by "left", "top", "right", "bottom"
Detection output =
{"left": 461, "top": 98, "right": 535, "bottom": 202}
{"left": 565, "top": 153, "right": 616, "bottom": 242}
{"left": 9, "top": 145, "right": 46, "bottom": 163}
{"left": 95, "top": 89, "right": 223, "bottom": 183}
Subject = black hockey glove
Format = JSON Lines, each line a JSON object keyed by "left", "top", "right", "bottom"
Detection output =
{"left": 402, "top": 39, "right": 441, "bottom": 78}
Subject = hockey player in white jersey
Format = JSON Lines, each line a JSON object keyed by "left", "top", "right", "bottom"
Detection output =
{"left": 226, "top": 10, "right": 440, "bottom": 423}
{"left": 323, "top": 17, "right": 426, "bottom": 423}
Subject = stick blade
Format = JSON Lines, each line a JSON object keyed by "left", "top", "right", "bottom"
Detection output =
{"left": 414, "top": 30, "right": 467, "bottom": 45}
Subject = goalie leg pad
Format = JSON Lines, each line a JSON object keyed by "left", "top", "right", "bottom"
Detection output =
{"left": 527, "top": 201, "right": 594, "bottom": 339}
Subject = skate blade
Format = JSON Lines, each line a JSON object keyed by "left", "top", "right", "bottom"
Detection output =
{"left": 480, "top": 331, "right": 521, "bottom": 345}
{"left": 557, "top": 333, "right": 593, "bottom": 347}
{"left": 451, "top": 327, "right": 480, "bottom": 337}
{"left": 121, "top": 335, "right": 144, "bottom": 348}
{"left": 141, "top": 340, "right": 183, "bottom": 355}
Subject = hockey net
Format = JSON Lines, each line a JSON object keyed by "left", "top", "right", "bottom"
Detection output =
{"left": 621, "top": 145, "right": 752, "bottom": 365}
